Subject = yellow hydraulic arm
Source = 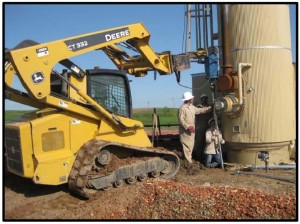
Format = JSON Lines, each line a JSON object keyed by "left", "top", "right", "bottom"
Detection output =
{"left": 7, "top": 23, "right": 173, "bottom": 100}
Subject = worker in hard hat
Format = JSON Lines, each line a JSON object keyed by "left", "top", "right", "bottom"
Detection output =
{"left": 198, "top": 94, "right": 209, "bottom": 108}
{"left": 178, "top": 92, "right": 212, "bottom": 164}
{"left": 204, "top": 118, "right": 225, "bottom": 168}
{"left": 194, "top": 93, "right": 213, "bottom": 163}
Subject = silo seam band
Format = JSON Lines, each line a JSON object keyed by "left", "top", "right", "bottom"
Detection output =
{"left": 232, "top": 46, "right": 291, "bottom": 52}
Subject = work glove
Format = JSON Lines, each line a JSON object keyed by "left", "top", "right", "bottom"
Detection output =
{"left": 188, "top": 126, "right": 195, "bottom": 133}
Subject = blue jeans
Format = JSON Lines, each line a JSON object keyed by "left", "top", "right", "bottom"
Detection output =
{"left": 205, "top": 153, "right": 221, "bottom": 168}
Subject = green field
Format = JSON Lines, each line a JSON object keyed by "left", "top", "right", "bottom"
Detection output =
{"left": 132, "top": 108, "right": 178, "bottom": 127}
{"left": 5, "top": 108, "right": 179, "bottom": 127}
{"left": 4, "top": 110, "right": 33, "bottom": 124}
{"left": 133, "top": 108, "right": 178, "bottom": 126}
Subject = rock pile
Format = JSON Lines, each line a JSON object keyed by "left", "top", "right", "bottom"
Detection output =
{"left": 107, "top": 179, "right": 296, "bottom": 220}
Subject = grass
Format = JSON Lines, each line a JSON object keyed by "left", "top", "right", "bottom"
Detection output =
{"left": 4, "top": 110, "right": 33, "bottom": 124}
{"left": 5, "top": 108, "right": 179, "bottom": 127}
{"left": 132, "top": 108, "right": 178, "bottom": 127}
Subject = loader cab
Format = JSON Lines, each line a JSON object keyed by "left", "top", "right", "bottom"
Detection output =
{"left": 86, "top": 69, "right": 132, "bottom": 118}
{"left": 50, "top": 68, "right": 132, "bottom": 118}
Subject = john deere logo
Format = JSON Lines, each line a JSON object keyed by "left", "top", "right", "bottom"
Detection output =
{"left": 32, "top": 72, "right": 45, "bottom": 84}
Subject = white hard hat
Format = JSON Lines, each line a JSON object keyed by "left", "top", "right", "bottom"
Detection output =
{"left": 200, "top": 94, "right": 208, "bottom": 99}
{"left": 182, "top": 92, "right": 194, "bottom": 101}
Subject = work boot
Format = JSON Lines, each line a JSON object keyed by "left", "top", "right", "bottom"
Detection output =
{"left": 210, "top": 162, "right": 219, "bottom": 168}
{"left": 187, "top": 158, "right": 193, "bottom": 164}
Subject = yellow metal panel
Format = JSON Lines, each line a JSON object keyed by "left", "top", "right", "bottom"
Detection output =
{"left": 97, "top": 118, "right": 152, "bottom": 147}
{"left": 30, "top": 113, "right": 76, "bottom": 185}
{"left": 5, "top": 63, "right": 15, "bottom": 87}
{"left": 33, "top": 150, "right": 75, "bottom": 185}
{"left": 69, "top": 116, "right": 98, "bottom": 154}
{"left": 31, "top": 114, "right": 70, "bottom": 155}
{"left": 19, "top": 123, "right": 35, "bottom": 177}
{"left": 6, "top": 123, "right": 35, "bottom": 178}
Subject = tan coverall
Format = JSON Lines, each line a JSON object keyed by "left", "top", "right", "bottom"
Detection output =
{"left": 194, "top": 103, "right": 212, "bottom": 160}
{"left": 178, "top": 104, "right": 211, "bottom": 163}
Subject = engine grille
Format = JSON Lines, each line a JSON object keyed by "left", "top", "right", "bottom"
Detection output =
{"left": 5, "top": 127, "right": 24, "bottom": 175}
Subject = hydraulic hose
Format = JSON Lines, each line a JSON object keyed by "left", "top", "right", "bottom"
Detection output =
{"left": 235, "top": 170, "right": 295, "bottom": 183}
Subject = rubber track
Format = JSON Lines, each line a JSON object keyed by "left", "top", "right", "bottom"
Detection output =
{"left": 68, "top": 139, "right": 180, "bottom": 199}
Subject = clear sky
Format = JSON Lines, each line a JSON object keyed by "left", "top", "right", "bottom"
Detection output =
{"left": 4, "top": 3, "right": 297, "bottom": 110}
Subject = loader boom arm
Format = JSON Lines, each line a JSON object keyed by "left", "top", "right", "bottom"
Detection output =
{"left": 7, "top": 23, "right": 173, "bottom": 101}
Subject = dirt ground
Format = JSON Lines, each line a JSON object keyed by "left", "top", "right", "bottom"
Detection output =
{"left": 3, "top": 131, "right": 297, "bottom": 220}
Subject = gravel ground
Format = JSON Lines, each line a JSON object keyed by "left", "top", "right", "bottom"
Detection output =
{"left": 67, "top": 178, "right": 296, "bottom": 220}
{"left": 4, "top": 166, "right": 296, "bottom": 220}
{"left": 124, "top": 179, "right": 296, "bottom": 220}
{"left": 4, "top": 129, "right": 297, "bottom": 220}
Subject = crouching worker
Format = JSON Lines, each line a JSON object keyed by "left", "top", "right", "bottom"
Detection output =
{"left": 204, "top": 118, "right": 225, "bottom": 168}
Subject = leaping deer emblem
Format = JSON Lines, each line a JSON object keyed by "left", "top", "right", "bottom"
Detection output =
{"left": 32, "top": 72, "right": 44, "bottom": 84}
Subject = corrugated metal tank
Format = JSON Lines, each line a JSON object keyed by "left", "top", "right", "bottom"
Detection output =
{"left": 223, "top": 4, "right": 296, "bottom": 165}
